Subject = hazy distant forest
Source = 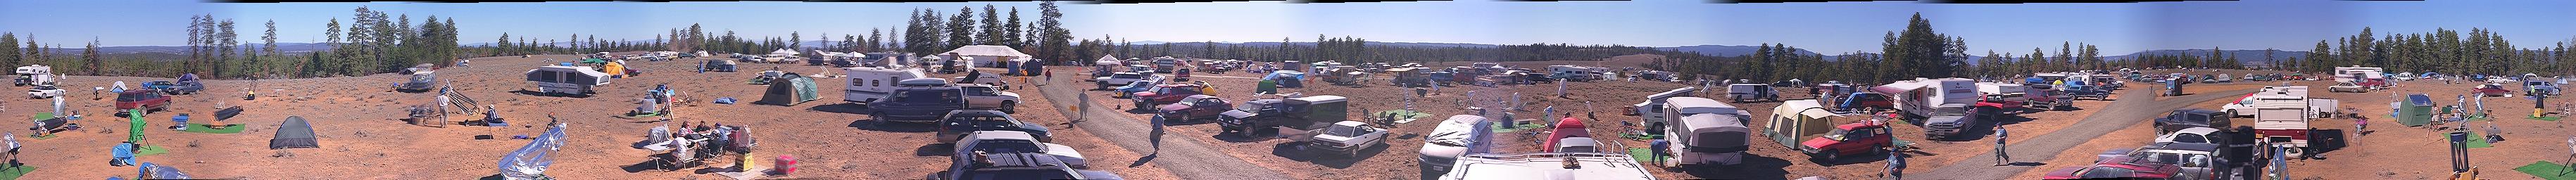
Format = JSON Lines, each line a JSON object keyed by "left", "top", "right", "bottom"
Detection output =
{"left": 0, "top": 6, "right": 2570, "bottom": 83}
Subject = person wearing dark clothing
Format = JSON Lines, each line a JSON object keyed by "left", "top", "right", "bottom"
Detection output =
{"left": 1648, "top": 139, "right": 1671, "bottom": 165}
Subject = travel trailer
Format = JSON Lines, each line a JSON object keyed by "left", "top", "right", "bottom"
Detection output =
{"left": 843, "top": 67, "right": 931, "bottom": 103}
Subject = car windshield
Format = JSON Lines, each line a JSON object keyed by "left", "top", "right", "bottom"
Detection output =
{"left": 116, "top": 92, "right": 152, "bottom": 102}
{"left": 948, "top": 115, "right": 1014, "bottom": 126}
{"left": 962, "top": 169, "right": 1076, "bottom": 180}
{"left": 2172, "top": 134, "right": 2207, "bottom": 143}
{"left": 1933, "top": 106, "right": 1968, "bottom": 116}
{"left": 887, "top": 90, "right": 958, "bottom": 103}
{"left": 1323, "top": 125, "right": 1370, "bottom": 137}
{"left": 972, "top": 140, "right": 1046, "bottom": 153}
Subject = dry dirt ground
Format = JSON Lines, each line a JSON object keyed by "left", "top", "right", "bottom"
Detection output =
{"left": 1, "top": 53, "right": 1179, "bottom": 179}
{"left": 1067, "top": 60, "right": 2125, "bottom": 179}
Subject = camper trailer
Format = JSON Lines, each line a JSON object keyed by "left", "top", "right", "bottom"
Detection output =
{"left": 524, "top": 65, "right": 612, "bottom": 95}
{"left": 1669, "top": 112, "right": 1752, "bottom": 167}
{"left": 13, "top": 65, "right": 52, "bottom": 86}
{"left": 843, "top": 67, "right": 931, "bottom": 103}
{"left": 1876, "top": 77, "right": 1983, "bottom": 139}
{"left": 1151, "top": 57, "right": 1180, "bottom": 73}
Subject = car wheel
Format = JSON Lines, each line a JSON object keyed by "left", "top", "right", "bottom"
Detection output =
{"left": 999, "top": 101, "right": 1018, "bottom": 113}
{"left": 1821, "top": 150, "right": 1840, "bottom": 162}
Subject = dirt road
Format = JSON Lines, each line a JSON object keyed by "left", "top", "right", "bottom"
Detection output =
{"left": 1032, "top": 70, "right": 1293, "bottom": 179}
{"left": 1911, "top": 86, "right": 2258, "bottom": 179}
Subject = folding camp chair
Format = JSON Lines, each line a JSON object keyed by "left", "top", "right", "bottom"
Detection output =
{"left": 658, "top": 139, "right": 703, "bottom": 172}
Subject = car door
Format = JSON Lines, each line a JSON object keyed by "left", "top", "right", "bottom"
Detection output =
{"left": 962, "top": 86, "right": 1000, "bottom": 108}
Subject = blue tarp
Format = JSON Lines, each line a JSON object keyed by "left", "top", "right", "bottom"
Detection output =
{"left": 498, "top": 123, "right": 567, "bottom": 180}
{"left": 137, "top": 162, "right": 189, "bottom": 179}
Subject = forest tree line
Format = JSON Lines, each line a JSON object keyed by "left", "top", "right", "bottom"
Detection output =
{"left": 2294, "top": 27, "right": 2576, "bottom": 76}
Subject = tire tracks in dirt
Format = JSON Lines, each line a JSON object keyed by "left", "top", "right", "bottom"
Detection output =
{"left": 1032, "top": 71, "right": 1293, "bottom": 180}
{"left": 1912, "top": 86, "right": 2258, "bottom": 179}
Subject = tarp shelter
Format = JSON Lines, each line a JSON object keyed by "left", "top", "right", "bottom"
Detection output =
{"left": 578, "top": 58, "right": 609, "bottom": 65}
{"left": 757, "top": 72, "right": 820, "bottom": 105}
{"left": 269, "top": 116, "right": 318, "bottom": 149}
{"left": 768, "top": 49, "right": 800, "bottom": 57}
{"left": 1766, "top": 99, "right": 1844, "bottom": 147}
{"left": 1264, "top": 70, "right": 1305, "bottom": 88}
{"left": 498, "top": 123, "right": 567, "bottom": 180}
{"left": 940, "top": 45, "right": 1036, "bottom": 68}
{"left": 2399, "top": 94, "right": 2434, "bottom": 127}
{"left": 1095, "top": 54, "right": 1122, "bottom": 66}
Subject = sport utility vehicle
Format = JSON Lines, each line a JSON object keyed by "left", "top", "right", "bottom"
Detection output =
{"left": 872, "top": 79, "right": 967, "bottom": 123}
{"left": 116, "top": 89, "right": 172, "bottom": 115}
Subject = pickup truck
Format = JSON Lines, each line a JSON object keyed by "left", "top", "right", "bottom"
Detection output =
{"left": 1093, "top": 72, "right": 1148, "bottom": 90}
{"left": 25, "top": 85, "right": 62, "bottom": 98}
{"left": 143, "top": 81, "right": 204, "bottom": 95}
{"left": 1307, "top": 121, "right": 1388, "bottom": 156}
{"left": 953, "top": 84, "right": 1022, "bottom": 112}
{"left": 936, "top": 110, "right": 1052, "bottom": 143}
{"left": 953, "top": 131, "right": 1088, "bottom": 169}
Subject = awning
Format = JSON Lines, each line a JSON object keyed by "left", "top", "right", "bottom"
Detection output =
{"left": 1870, "top": 81, "right": 1933, "bottom": 95}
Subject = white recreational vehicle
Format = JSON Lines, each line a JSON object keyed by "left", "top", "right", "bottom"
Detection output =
{"left": 843, "top": 67, "right": 931, "bottom": 103}
{"left": 524, "top": 65, "right": 612, "bottom": 95}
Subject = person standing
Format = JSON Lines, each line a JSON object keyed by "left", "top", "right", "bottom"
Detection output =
{"left": 1994, "top": 125, "right": 2011, "bottom": 166}
{"left": 1888, "top": 143, "right": 1907, "bottom": 179}
{"left": 1150, "top": 113, "right": 1167, "bottom": 154}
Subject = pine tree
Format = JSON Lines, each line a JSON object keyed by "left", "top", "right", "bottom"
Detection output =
{"left": 0, "top": 33, "right": 18, "bottom": 68}
{"left": 82, "top": 38, "right": 99, "bottom": 75}
{"left": 1037, "top": 1, "right": 1071, "bottom": 63}
{"left": 1005, "top": 7, "right": 1024, "bottom": 48}
{"left": 981, "top": 4, "right": 1003, "bottom": 46}
{"left": 949, "top": 6, "right": 977, "bottom": 50}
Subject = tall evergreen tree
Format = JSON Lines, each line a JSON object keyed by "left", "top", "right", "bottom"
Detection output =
{"left": 0, "top": 33, "right": 18, "bottom": 68}
{"left": 948, "top": 7, "right": 977, "bottom": 50}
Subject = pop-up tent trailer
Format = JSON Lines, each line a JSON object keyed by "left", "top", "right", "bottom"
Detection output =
{"left": 270, "top": 116, "right": 318, "bottom": 149}
{"left": 525, "top": 65, "right": 612, "bottom": 95}
{"left": 757, "top": 73, "right": 821, "bottom": 105}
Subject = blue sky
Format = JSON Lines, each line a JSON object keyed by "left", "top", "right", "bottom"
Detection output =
{"left": 2, "top": 0, "right": 2572, "bottom": 55}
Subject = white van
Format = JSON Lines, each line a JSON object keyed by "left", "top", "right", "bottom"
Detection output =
{"left": 844, "top": 67, "right": 929, "bottom": 103}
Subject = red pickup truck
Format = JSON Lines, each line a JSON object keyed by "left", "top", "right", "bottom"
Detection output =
{"left": 115, "top": 89, "right": 172, "bottom": 115}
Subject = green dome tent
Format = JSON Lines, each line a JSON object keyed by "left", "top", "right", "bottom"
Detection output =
{"left": 757, "top": 73, "right": 820, "bottom": 105}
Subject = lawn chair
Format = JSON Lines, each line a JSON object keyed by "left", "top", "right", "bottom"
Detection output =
{"left": 656, "top": 139, "right": 703, "bottom": 172}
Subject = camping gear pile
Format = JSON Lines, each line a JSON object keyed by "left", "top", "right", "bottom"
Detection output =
{"left": 643, "top": 122, "right": 758, "bottom": 172}
{"left": 748, "top": 69, "right": 787, "bottom": 85}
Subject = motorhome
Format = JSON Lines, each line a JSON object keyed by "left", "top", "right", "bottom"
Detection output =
{"left": 1545, "top": 65, "right": 1605, "bottom": 81}
{"left": 844, "top": 67, "right": 931, "bottom": 103}
{"left": 1151, "top": 56, "right": 1180, "bottom": 73}
{"left": 523, "top": 65, "right": 612, "bottom": 95}
{"left": 1873, "top": 78, "right": 1981, "bottom": 139}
